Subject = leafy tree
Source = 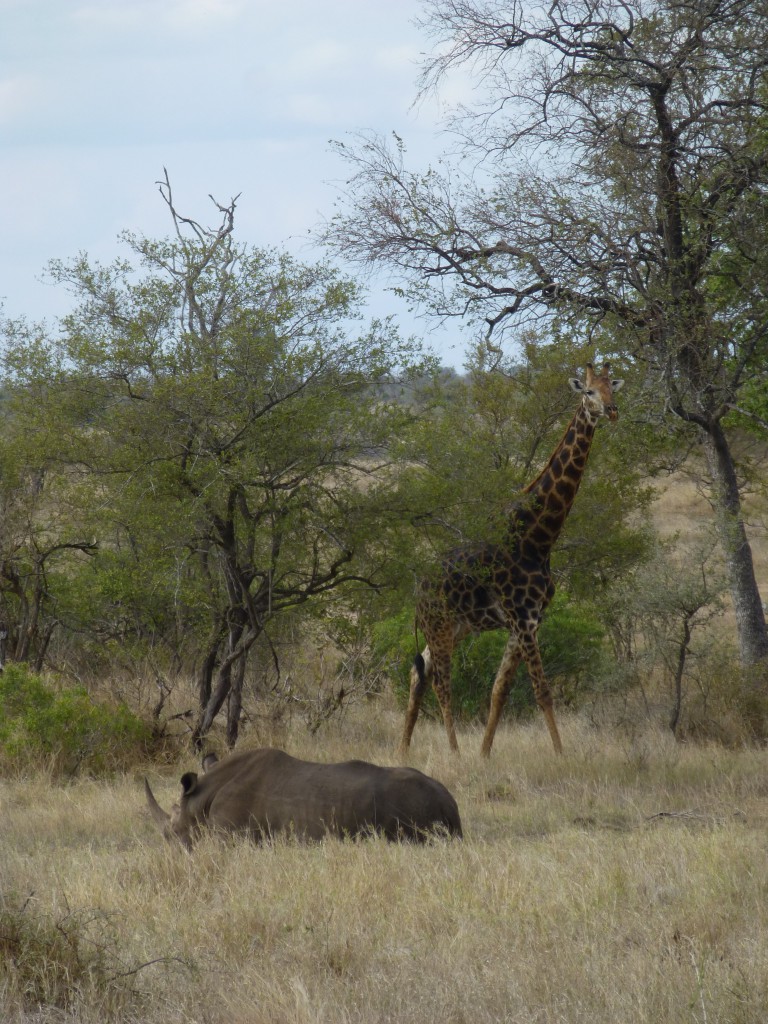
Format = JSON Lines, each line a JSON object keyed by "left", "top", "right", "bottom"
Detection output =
{"left": 327, "top": 0, "right": 768, "bottom": 670}
{"left": 0, "top": 375, "right": 97, "bottom": 671}
{"left": 601, "top": 536, "right": 730, "bottom": 736}
{"left": 1, "top": 177, "right": 430, "bottom": 746}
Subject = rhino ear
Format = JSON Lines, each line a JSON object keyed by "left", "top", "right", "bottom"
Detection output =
{"left": 202, "top": 752, "right": 219, "bottom": 773}
{"left": 180, "top": 771, "right": 199, "bottom": 797}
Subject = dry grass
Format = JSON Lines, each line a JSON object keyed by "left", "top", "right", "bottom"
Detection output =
{"left": 3, "top": 464, "right": 768, "bottom": 1022}
{"left": 3, "top": 705, "right": 768, "bottom": 1024}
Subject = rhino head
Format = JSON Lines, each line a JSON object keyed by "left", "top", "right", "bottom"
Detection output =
{"left": 144, "top": 774, "right": 200, "bottom": 850}
{"left": 144, "top": 750, "right": 223, "bottom": 848}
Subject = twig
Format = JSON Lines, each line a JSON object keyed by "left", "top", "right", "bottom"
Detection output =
{"left": 645, "top": 809, "right": 744, "bottom": 825}
{"left": 107, "top": 956, "right": 190, "bottom": 982}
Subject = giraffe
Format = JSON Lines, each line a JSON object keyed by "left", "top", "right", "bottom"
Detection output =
{"left": 399, "top": 363, "right": 624, "bottom": 757}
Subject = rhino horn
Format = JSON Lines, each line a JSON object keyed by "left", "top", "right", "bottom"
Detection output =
{"left": 144, "top": 778, "right": 171, "bottom": 831}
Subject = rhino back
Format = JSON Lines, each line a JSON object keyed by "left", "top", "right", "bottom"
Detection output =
{"left": 246, "top": 759, "right": 462, "bottom": 840}
{"left": 229, "top": 756, "right": 387, "bottom": 839}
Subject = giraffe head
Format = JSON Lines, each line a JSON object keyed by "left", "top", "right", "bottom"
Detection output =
{"left": 569, "top": 362, "right": 624, "bottom": 421}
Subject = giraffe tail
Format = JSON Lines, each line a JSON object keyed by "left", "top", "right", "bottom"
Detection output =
{"left": 412, "top": 617, "right": 426, "bottom": 686}
{"left": 413, "top": 652, "right": 426, "bottom": 685}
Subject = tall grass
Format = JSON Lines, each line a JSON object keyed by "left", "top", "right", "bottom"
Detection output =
{"left": 2, "top": 706, "right": 768, "bottom": 1023}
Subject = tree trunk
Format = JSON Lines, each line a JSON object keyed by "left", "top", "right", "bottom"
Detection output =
{"left": 193, "top": 662, "right": 232, "bottom": 749}
{"left": 669, "top": 616, "right": 692, "bottom": 738}
{"left": 192, "top": 620, "right": 259, "bottom": 747}
{"left": 703, "top": 423, "right": 768, "bottom": 667}
{"left": 197, "top": 613, "right": 227, "bottom": 711}
{"left": 32, "top": 620, "right": 58, "bottom": 673}
{"left": 226, "top": 654, "right": 247, "bottom": 749}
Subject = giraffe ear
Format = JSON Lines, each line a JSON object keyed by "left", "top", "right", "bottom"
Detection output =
{"left": 569, "top": 378, "right": 585, "bottom": 393}
{"left": 611, "top": 379, "right": 625, "bottom": 392}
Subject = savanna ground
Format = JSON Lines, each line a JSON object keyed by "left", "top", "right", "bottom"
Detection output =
{"left": 2, "top": 470, "right": 768, "bottom": 1024}
{"left": 3, "top": 703, "right": 768, "bottom": 1024}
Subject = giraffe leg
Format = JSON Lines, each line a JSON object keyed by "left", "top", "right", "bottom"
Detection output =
{"left": 398, "top": 647, "right": 431, "bottom": 757}
{"left": 431, "top": 645, "right": 460, "bottom": 753}
{"left": 480, "top": 637, "right": 523, "bottom": 757}
{"left": 520, "top": 635, "right": 563, "bottom": 755}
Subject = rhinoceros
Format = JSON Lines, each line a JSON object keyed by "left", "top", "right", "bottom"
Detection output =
{"left": 144, "top": 747, "right": 462, "bottom": 848}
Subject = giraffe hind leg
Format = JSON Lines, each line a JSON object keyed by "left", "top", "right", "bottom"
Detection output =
{"left": 398, "top": 649, "right": 431, "bottom": 757}
{"left": 430, "top": 645, "right": 460, "bottom": 753}
{"left": 399, "top": 642, "right": 461, "bottom": 756}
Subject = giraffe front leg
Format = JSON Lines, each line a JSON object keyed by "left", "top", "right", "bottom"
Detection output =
{"left": 480, "top": 636, "right": 523, "bottom": 757}
{"left": 521, "top": 635, "right": 563, "bottom": 755}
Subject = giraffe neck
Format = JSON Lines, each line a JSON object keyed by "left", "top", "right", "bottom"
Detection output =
{"left": 509, "top": 402, "right": 597, "bottom": 557}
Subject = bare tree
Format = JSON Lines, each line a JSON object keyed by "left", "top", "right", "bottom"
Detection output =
{"left": 326, "top": 0, "right": 768, "bottom": 668}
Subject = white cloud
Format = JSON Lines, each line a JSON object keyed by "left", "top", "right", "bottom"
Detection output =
{"left": 71, "top": 0, "right": 243, "bottom": 34}
{"left": 165, "top": 0, "right": 243, "bottom": 24}
{"left": 0, "top": 0, "right": 461, "bottom": 364}
{"left": 0, "top": 74, "right": 43, "bottom": 125}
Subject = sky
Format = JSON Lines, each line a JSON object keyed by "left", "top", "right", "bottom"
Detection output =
{"left": 0, "top": 0, "right": 470, "bottom": 368}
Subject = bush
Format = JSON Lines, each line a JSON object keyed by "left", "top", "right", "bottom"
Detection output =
{"left": 373, "top": 593, "right": 607, "bottom": 722}
{"left": 0, "top": 891, "right": 134, "bottom": 1017}
{"left": 0, "top": 664, "right": 151, "bottom": 775}
{"left": 672, "top": 645, "right": 768, "bottom": 746}
{"left": 0, "top": 890, "right": 188, "bottom": 1019}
